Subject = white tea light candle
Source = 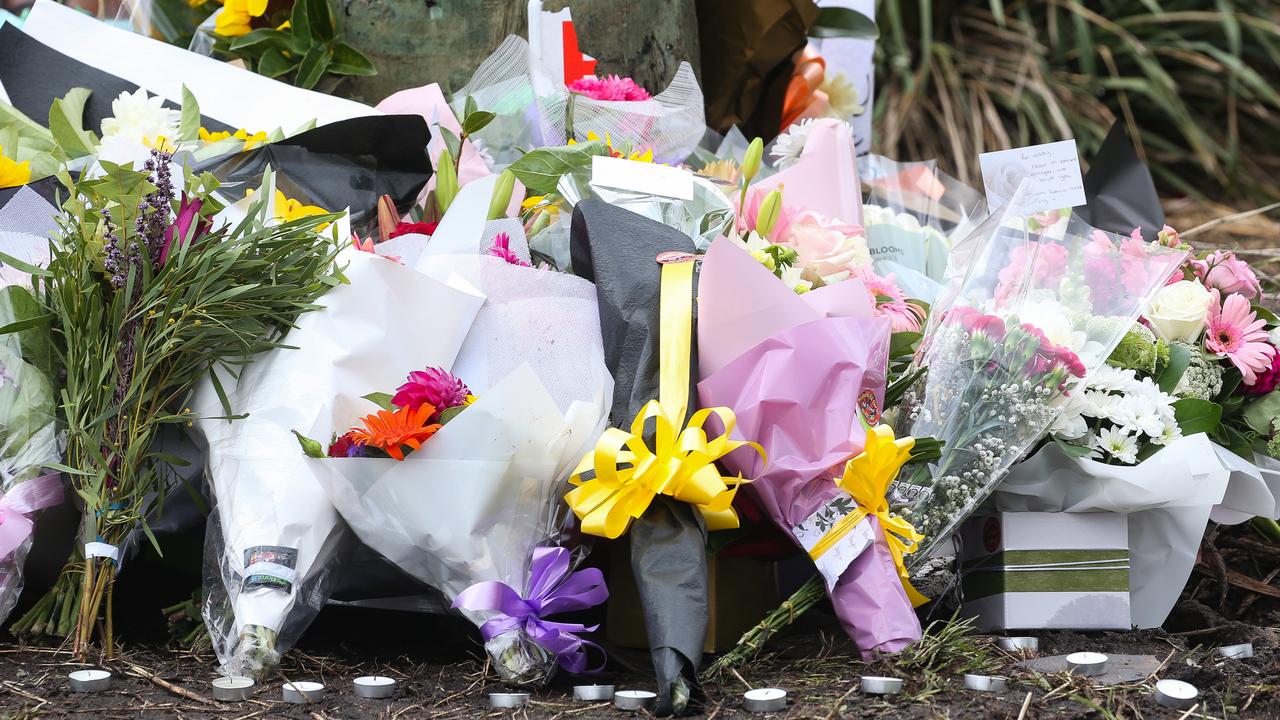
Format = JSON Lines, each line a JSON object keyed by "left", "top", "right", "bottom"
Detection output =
{"left": 68, "top": 669, "right": 112, "bottom": 693}
{"left": 860, "top": 676, "right": 903, "bottom": 695}
{"left": 963, "top": 674, "right": 1008, "bottom": 693}
{"left": 573, "top": 684, "right": 615, "bottom": 701}
{"left": 354, "top": 676, "right": 396, "bottom": 699}
{"left": 282, "top": 681, "right": 326, "bottom": 704}
{"left": 997, "top": 636, "right": 1038, "bottom": 653}
{"left": 1154, "top": 679, "right": 1198, "bottom": 710}
{"left": 613, "top": 690, "right": 658, "bottom": 711}
{"left": 1066, "top": 652, "right": 1109, "bottom": 677}
{"left": 210, "top": 676, "right": 254, "bottom": 701}
{"left": 1218, "top": 643, "right": 1253, "bottom": 659}
{"left": 743, "top": 688, "right": 788, "bottom": 712}
{"left": 489, "top": 692, "right": 529, "bottom": 709}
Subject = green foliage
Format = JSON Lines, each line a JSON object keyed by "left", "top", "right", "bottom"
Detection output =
{"left": 874, "top": 1, "right": 1280, "bottom": 203}
{"left": 211, "top": 0, "right": 375, "bottom": 90}
{"left": 506, "top": 140, "right": 609, "bottom": 195}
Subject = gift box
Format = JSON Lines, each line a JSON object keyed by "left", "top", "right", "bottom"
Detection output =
{"left": 605, "top": 539, "right": 781, "bottom": 654}
{"left": 959, "top": 512, "right": 1131, "bottom": 631}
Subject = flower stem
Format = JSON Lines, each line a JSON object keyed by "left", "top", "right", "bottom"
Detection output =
{"left": 701, "top": 574, "right": 825, "bottom": 679}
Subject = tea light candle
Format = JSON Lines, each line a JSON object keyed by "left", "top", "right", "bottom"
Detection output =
{"left": 573, "top": 684, "right": 615, "bottom": 701}
{"left": 1066, "top": 652, "right": 1109, "bottom": 677}
{"left": 860, "top": 676, "right": 903, "bottom": 695}
{"left": 997, "top": 636, "right": 1039, "bottom": 653}
{"left": 1218, "top": 643, "right": 1253, "bottom": 659}
{"left": 282, "top": 681, "right": 326, "bottom": 704}
{"left": 963, "top": 674, "right": 1008, "bottom": 693}
{"left": 613, "top": 690, "right": 657, "bottom": 711}
{"left": 1154, "top": 679, "right": 1198, "bottom": 710}
{"left": 353, "top": 676, "right": 396, "bottom": 699}
{"left": 210, "top": 676, "right": 254, "bottom": 701}
{"left": 68, "top": 669, "right": 112, "bottom": 693}
{"left": 489, "top": 692, "right": 529, "bottom": 709}
{"left": 743, "top": 688, "right": 788, "bottom": 712}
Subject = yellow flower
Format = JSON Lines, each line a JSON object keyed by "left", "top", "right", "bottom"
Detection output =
{"left": 201, "top": 127, "right": 269, "bottom": 151}
{"left": 0, "top": 145, "right": 31, "bottom": 189}
{"left": 568, "top": 131, "right": 654, "bottom": 163}
{"left": 215, "top": 0, "right": 268, "bottom": 37}
{"left": 144, "top": 135, "right": 176, "bottom": 153}
{"left": 273, "top": 190, "right": 327, "bottom": 223}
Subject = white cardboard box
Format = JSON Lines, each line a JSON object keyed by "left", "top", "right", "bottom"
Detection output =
{"left": 959, "top": 512, "right": 1131, "bottom": 631}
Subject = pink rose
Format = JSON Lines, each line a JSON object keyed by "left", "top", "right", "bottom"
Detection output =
{"left": 777, "top": 211, "right": 869, "bottom": 278}
{"left": 1192, "top": 250, "right": 1262, "bottom": 300}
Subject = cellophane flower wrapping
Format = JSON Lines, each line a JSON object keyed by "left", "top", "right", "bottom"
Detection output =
{"left": 568, "top": 198, "right": 708, "bottom": 716}
{"left": 695, "top": 238, "right": 921, "bottom": 657}
{"left": 0, "top": 188, "right": 62, "bottom": 624}
{"left": 313, "top": 181, "right": 611, "bottom": 687}
{"left": 859, "top": 154, "right": 987, "bottom": 304}
{"left": 193, "top": 251, "right": 484, "bottom": 678}
{"left": 891, "top": 207, "right": 1187, "bottom": 562}
{"left": 453, "top": 36, "right": 705, "bottom": 166}
{"left": 997, "top": 433, "right": 1280, "bottom": 628}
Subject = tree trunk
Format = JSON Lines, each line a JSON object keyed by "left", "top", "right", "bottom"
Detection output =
{"left": 336, "top": 0, "right": 700, "bottom": 104}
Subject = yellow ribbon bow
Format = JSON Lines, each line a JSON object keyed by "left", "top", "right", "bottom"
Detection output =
{"left": 566, "top": 258, "right": 764, "bottom": 539}
{"left": 814, "top": 424, "right": 929, "bottom": 607}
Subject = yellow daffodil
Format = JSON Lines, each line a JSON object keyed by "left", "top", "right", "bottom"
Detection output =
{"left": 0, "top": 145, "right": 31, "bottom": 189}
{"left": 215, "top": 0, "right": 268, "bottom": 37}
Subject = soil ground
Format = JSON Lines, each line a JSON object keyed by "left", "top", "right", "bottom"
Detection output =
{"left": 0, "top": 525, "right": 1276, "bottom": 720}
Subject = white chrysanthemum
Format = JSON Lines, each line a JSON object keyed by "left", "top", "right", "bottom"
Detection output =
{"left": 770, "top": 118, "right": 853, "bottom": 170}
{"left": 100, "top": 89, "right": 178, "bottom": 143}
{"left": 1092, "top": 426, "right": 1140, "bottom": 464}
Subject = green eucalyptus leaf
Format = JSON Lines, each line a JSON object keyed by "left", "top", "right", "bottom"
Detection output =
{"left": 506, "top": 140, "right": 608, "bottom": 195}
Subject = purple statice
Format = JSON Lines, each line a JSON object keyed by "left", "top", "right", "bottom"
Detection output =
{"left": 137, "top": 149, "right": 175, "bottom": 270}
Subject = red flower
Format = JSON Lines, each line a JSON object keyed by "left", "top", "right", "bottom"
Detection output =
{"left": 388, "top": 221, "right": 438, "bottom": 239}
{"left": 327, "top": 431, "right": 368, "bottom": 458}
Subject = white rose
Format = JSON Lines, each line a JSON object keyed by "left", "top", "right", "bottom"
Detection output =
{"left": 1146, "top": 280, "right": 1211, "bottom": 343}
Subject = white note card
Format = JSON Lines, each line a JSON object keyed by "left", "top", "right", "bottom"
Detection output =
{"left": 979, "top": 139, "right": 1086, "bottom": 215}
{"left": 590, "top": 155, "right": 694, "bottom": 201}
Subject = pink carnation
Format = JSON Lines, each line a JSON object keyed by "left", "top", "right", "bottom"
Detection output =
{"left": 567, "top": 75, "right": 651, "bottom": 102}
{"left": 392, "top": 367, "right": 471, "bottom": 420}
{"left": 1243, "top": 350, "right": 1280, "bottom": 396}
{"left": 1192, "top": 250, "right": 1262, "bottom": 300}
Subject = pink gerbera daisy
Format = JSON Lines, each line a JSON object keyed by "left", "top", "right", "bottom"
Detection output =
{"left": 1204, "top": 289, "right": 1275, "bottom": 385}
{"left": 856, "top": 267, "right": 926, "bottom": 333}
{"left": 486, "top": 232, "right": 530, "bottom": 267}
{"left": 567, "top": 75, "right": 651, "bottom": 102}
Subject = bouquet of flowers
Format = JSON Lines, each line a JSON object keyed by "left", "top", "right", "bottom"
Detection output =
{"left": 307, "top": 192, "right": 613, "bottom": 686}
{"left": 696, "top": 237, "right": 924, "bottom": 658}
{"left": 890, "top": 203, "right": 1187, "bottom": 563}
{"left": 0, "top": 189, "right": 63, "bottom": 627}
{"left": 453, "top": 34, "right": 704, "bottom": 166}
{"left": 6, "top": 151, "right": 343, "bottom": 658}
{"left": 194, "top": 246, "right": 484, "bottom": 677}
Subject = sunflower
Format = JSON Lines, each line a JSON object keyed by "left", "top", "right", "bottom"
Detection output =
{"left": 348, "top": 404, "right": 442, "bottom": 461}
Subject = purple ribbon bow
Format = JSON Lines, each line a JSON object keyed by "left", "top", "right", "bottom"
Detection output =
{"left": 0, "top": 474, "right": 63, "bottom": 562}
{"left": 453, "top": 546, "right": 609, "bottom": 674}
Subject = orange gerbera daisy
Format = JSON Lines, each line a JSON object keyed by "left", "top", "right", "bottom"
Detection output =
{"left": 348, "top": 404, "right": 442, "bottom": 461}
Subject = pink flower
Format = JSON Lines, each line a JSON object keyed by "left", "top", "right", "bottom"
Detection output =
{"left": 1204, "top": 289, "right": 1276, "bottom": 385}
{"left": 1243, "top": 350, "right": 1280, "bottom": 396}
{"left": 735, "top": 187, "right": 797, "bottom": 243}
{"left": 856, "top": 267, "right": 925, "bottom": 332}
{"left": 567, "top": 75, "right": 651, "bottom": 102}
{"left": 1157, "top": 225, "right": 1183, "bottom": 248}
{"left": 995, "top": 242, "right": 1067, "bottom": 306}
{"left": 949, "top": 306, "right": 1005, "bottom": 341}
{"left": 351, "top": 235, "right": 401, "bottom": 264}
{"left": 778, "top": 211, "right": 869, "bottom": 278}
{"left": 1192, "top": 250, "right": 1262, "bottom": 300}
{"left": 160, "top": 194, "right": 209, "bottom": 266}
{"left": 392, "top": 367, "right": 472, "bottom": 420}
{"left": 486, "top": 232, "right": 530, "bottom": 267}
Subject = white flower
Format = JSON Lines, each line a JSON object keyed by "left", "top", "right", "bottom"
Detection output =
{"left": 1050, "top": 406, "right": 1088, "bottom": 439}
{"left": 820, "top": 71, "right": 865, "bottom": 119}
{"left": 100, "top": 89, "right": 178, "bottom": 144}
{"left": 984, "top": 162, "right": 1029, "bottom": 208}
{"left": 1092, "top": 426, "right": 1140, "bottom": 464}
{"left": 1146, "top": 280, "right": 1212, "bottom": 344}
{"left": 1018, "top": 299, "right": 1086, "bottom": 350}
{"left": 1155, "top": 421, "right": 1182, "bottom": 446}
{"left": 1270, "top": 326, "right": 1280, "bottom": 347}
{"left": 780, "top": 264, "right": 813, "bottom": 294}
{"left": 769, "top": 119, "right": 816, "bottom": 170}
